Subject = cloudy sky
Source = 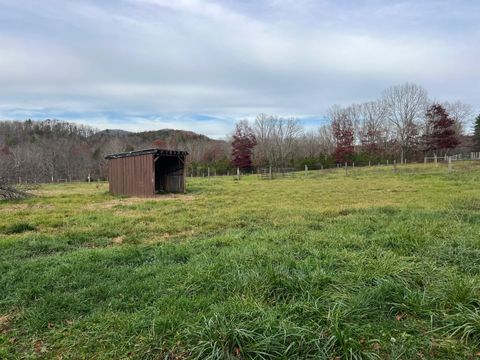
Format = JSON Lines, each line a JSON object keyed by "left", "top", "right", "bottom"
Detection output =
{"left": 0, "top": 0, "right": 478, "bottom": 137}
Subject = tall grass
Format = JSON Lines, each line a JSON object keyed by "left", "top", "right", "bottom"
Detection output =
{"left": 1, "top": 164, "right": 480, "bottom": 358}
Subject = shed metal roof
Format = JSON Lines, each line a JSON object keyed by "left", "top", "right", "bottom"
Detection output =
{"left": 105, "top": 148, "right": 188, "bottom": 160}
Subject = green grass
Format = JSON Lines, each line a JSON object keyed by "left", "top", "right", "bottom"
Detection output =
{"left": 1, "top": 163, "right": 480, "bottom": 359}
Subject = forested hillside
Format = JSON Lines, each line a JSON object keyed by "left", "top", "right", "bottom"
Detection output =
{"left": 0, "top": 120, "right": 229, "bottom": 183}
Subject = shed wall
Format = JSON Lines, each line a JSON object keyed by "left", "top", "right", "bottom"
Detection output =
{"left": 108, "top": 154, "right": 155, "bottom": 196}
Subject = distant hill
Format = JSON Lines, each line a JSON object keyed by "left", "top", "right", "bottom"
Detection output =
{"left": 92, "top": 127, "right": 222, "bottom": 147}
{"left": 127, "top": 128, "right": 217, "bottom": 143}
{"left": 96, "top": 129, "right": 132, "bottom": 136}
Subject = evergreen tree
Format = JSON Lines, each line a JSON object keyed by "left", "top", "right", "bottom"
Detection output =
{"left": 474, "top": 114, "right": 480, "bottom": 151}
{"left": 231, "top": 121, "right": 257, "bottom": 170}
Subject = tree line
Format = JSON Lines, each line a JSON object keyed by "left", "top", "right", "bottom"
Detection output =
{"left": 231, "top": 83, "right": 479, "bottom": 170}
{"left": 1, "top": 82, "right": 479, "bottom": 186}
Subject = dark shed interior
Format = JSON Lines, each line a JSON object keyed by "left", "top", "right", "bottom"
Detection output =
{"left": 105, "top": 149, "right": 188, "bottom": 196}
{"left": 154, "top": 154, "right": 185, "bottom": 193}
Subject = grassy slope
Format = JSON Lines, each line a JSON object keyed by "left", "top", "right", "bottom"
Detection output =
{"left": 1, "top": 164, "right": 480, "bottom": 359}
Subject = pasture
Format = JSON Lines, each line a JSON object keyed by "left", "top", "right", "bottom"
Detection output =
{"left": 1, "top": 164, "right": 480, "bottom": 359}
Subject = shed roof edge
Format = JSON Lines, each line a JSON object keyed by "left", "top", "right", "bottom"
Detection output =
{"left": 105, "top": 148, "right": 188, "bottom": 159}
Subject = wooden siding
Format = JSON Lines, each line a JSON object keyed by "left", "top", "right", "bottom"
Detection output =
{"left": 108, "top": 154, "right": 155, "bottom": 197}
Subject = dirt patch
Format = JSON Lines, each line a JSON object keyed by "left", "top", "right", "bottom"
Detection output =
{"left": 30, "top": 184, "right": 108, "bottom": 197}
{"left": 0, "top": 203, "right": 54, "bottom": 212}
{"left": 111, "top": 236, "right": 124, "bottom": 245}
{"left": 34, "top": 339, "right": 47, "bottom": 353}
{"left": 0, "top": 314, "right": 11, "bottom": 333}
{"left": 88, "top": 194, "right": 196, "bottom": 210}
{"left": 145, "top": 229, "right": 196, "bottom": 244}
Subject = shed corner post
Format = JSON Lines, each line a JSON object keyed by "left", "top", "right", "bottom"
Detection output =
{"left": 152, "top": 154, "right": 156, "bottom": 196}
{"left": 183, "top": 155, "right": 187, "bottom": 193}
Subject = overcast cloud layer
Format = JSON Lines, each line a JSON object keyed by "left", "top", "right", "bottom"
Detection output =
{"left": 0, "top": 0, "right": 479, "bottom": 137}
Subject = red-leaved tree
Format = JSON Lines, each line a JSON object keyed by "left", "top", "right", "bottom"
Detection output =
{"left": 331, "top": 112, "right": 355, "bottom": 163}
{"left": 425, "top": 104, "right": 460, "bottom": 154}
{"left": 231, "top": 120, "right": 257, "bottom": 170}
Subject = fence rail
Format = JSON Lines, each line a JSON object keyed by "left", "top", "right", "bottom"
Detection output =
{"left": 184, "top": 158, "right": 480, "bottom": 182}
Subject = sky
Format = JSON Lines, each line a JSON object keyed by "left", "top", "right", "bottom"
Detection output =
{"left": 0, "top": 0, "right": 479, "bottom": 138}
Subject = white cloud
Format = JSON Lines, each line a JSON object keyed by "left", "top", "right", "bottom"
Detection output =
{"left": 0, "top": 0, "right": 478, "bottom": 132}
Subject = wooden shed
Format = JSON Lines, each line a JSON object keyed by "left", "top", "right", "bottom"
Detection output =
{"left": 105, "top": 148, "right": 188, "bottom": 196}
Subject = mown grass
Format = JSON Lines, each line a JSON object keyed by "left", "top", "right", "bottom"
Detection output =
{"left": 1, "top": 163, "right": 480, "bottom": 359}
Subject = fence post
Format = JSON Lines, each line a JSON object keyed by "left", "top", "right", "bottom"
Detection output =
{"left": 434, "top": 154, "right": 437, "bottom": 165}
{"left": 305, "top": 164, "right": 308, "bottom": 177}
{"left": 394, "top": 159, "right": 397, "bottom": 173}
{"left": 448, "top": 156, "right": 452, "bottom": 173}
{"left": 424, "top": 156, "right": 427, "bottom": 164}
{"left": 269, "top": 166, "right": 272, "bottom": 180}
{"left": 387, "top": 160, "right": 389, "bottom": 166}
{"left": 88, "top": 174, "right": 91, "bottom": 183}
{"left": 208, "top": 167, "right": 210, "bottom": 178}
{"left": 352, "top": 162, "right": 355, "bottom": 168}
{"left": 345, "top": 162, "right": 348, "bottom": 176}
{"left": 237, "top": 167, "right": 240, "bottom": 181}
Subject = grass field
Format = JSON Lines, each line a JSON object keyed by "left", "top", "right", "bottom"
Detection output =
{"left": 1, "top": 163, "right": 480, "bottom": 359}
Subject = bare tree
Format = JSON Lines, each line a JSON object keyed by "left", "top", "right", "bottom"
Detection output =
{"left": 0, "top": 144, "right": 13, "bottom": 177}
{"left": 253, "top": 113, "right": 275, "bottom": 166}
{"left": 297, "top": 131, "right": 321, "bottom": 159}
{"left": 443, "top": 100, "right": 474, "bottom": 135}
{"left": 253, "top": 114, "right": 303, "bottom": 167}
{"left": 383, "top": 83, "right": 429, "bottom": 162}
{"left": 0, "top": 148, "right": 28, "bottom": 199}
{"left": 357, "top": 100, "right": 390, "bottom": 156}
{"left": 317, "top": 124, "right": 335, "bottom": 155}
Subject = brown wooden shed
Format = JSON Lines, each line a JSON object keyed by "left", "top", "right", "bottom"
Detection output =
{"left": 105, "top": 148, "right": 188, "bottom": 196}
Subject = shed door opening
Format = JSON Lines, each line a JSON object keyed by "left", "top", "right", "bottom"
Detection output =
{"left": 154, "top": 155, "right": 184, "bottom": 193}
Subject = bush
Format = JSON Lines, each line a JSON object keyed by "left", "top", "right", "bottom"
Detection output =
{"left": 0, "top": 176, "right": 29, "bottom": 200}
